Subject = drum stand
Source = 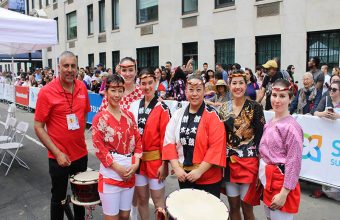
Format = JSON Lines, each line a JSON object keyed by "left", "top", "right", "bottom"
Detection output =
{"left": 62, "top": 194, "right": 101, "bottom": 220}
{"left": 71, "top": 195, "right": 101, "bottom": 220}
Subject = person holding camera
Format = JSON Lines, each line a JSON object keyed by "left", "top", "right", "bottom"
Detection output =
{"left": 314, "top": 81, "right": 340, "bottom": 120}
{"left": 219, "top": 70, "right": 265, "bottom": 220}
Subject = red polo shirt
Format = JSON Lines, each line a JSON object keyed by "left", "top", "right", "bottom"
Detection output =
{"left": 35, "top": 78, "right": 90, "bottom": 161}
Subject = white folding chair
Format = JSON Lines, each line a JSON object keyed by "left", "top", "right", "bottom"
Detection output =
{"left": 0, "top": 117, "right": 17, "bottom": 143}
{"left": 7, "top": 103, "right": 16, "bottom": 118}
{"left": 0, "top": 121, "right": 29, "bottom": 176}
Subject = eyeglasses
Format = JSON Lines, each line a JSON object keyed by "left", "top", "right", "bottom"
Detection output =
{"left": 329, "top": 87, "right": 338, "bottom": 93}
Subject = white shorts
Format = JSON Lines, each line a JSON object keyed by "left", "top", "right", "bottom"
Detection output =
{"left": 135, "top": 174, "right": 165, "bottom": 190}
{"left": 99, "top": 187, "right": 135, "bottom": 216}
{"left": 264, "top": 205, "right": 294, "bottom": 220}
{"left": 225, "top": 182, "right": 250, "bottom": 200}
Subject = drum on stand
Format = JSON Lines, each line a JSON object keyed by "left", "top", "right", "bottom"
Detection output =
{"left": 165, "top": 189, "right": 229, "bottom": 220}
{"left": 69, "top": 170, "right": 100, "bottom": 220}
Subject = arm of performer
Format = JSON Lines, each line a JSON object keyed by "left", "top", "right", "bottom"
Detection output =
{"left": 170, "top": 159, "right": 187, "bottom": 182}
{"left": 157, "top": 107, "right": 172, "bottom": 182}
{"left": 34, "top": 121, "right": 71, "bottom": 167}
{"left": 186, "top": 162, "right": 212, "bottom": 183}
{"left": 162, "top": 110, "right": 187, "bottom": 182}
{"left": 157, "top": 161, "right": 169, "bottom": 183}
{"left": 125, "top": 113, "right": 143, "bottom": 178}
{"left": 270, "top": 187, "right": 291, "bottom": 210}
{"left": 252, "top": 103, "right": 266, "bottom": 151}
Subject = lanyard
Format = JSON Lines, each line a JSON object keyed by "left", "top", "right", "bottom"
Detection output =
{"left": 60, "top": 79, "right": 74, "bottom": 113}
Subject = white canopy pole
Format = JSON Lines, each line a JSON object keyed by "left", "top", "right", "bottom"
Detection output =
{"left": 11, "top": 56, "right": 15, "bottom": 78}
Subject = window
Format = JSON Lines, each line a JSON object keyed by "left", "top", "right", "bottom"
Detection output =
{"left": 88, "top": 54, "right": 94, "bottom": 67}
{"left": 31, "top": 0, "right": 35, "bottom": 9}
{"left": 87, "top": 4, "right": 94, "bottom": 35}
{"left": 48, "top": 59, "right": 52, "bottom": 68}
{"left": 215, "top": 0, "right": 235, "bottom": 9}
{"left": 99, "top": 52, "right": 106, "bottom": 68}
{"left": 255, "top": 35, "right": 281, "bottom": 66}
{"left": 54, "top": 17, "right": 59, "bottom": 41}
{"left": 182, "top": 0, "right": 198, "bottom": 15}
{"left": 112, "top": 0, "right": 119, "bottom": 29}
{"left": 307, "top": 30, "right": 340, "bottom": 72}
{"left": 112, "top": 51, "right": 120, "bottom": 69}
{"left": 215, "top": 39, "right": 235, "bottom": 68}
{"left": 46, "top": 0, "right": 49, "bottom": 6}
{"left": 39, "top": 0, "right": 42, "bottom": 8}
{"left": 99, "top": 1, "right": 106, "bottom": 33}
{"left": 183, "top": 42, "right": 198, "bottom": 71}
{"left": 99, "top": 0, "right": 105, "bottom": 33}
{"left": 136, "top": 0, "right": 158, "bottom": 24}
{"left": 66, "top": 11, "right": 77, "bottom": 40}
{"left": 136, "top": 46, "right": 159, "bottom": 71}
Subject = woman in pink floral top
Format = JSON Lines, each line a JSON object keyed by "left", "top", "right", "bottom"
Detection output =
{"left": 259, "top": 79, "right": 303, "bottom": 220}
{"left": 92, "top": 74, "right": 142, "bottom": 220}
{"left": 99, "top": 57, "right": 144, "bottom": 112}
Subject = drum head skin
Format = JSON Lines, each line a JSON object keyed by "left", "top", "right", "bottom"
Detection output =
{"left": 70, "top": 170, "right": 99, "bottom": 185}
{"left": 166, "top": 189, "right": 229, "bottom": 220}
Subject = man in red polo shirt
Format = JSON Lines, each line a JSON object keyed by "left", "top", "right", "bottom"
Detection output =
{"left": 34, "top": 51, "right": 90, "bottom": 220}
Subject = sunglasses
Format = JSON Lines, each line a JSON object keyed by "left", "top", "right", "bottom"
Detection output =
{"left": 329, "top": 87, "right": 338, "bottom": 92}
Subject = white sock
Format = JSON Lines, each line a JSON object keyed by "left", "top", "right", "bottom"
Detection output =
{"left": 130, "top": 205, "right": 138, "bottom": 220}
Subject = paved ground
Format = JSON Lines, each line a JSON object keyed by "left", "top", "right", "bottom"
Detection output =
{"left": 0, "top": 101, "right": 339, "bottom": 220}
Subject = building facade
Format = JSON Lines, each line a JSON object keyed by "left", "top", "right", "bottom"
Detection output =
{"left": 35, "top": 0, "right": 340, "bottom": 80}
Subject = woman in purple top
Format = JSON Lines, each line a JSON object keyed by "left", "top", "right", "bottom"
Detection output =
{"left": 245, "top": 68, "right": 259, "bottom": 101}
{"left": 259, "top": 79, "right": 303, "bottom": 220}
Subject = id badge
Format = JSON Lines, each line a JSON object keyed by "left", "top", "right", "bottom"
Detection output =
{"left": 66, "top": 113, "right": 80, "bottom": 130}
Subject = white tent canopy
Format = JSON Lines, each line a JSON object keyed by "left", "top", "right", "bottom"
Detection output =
{"left": 0, "top": 8, "right": 57, "bottom": 55}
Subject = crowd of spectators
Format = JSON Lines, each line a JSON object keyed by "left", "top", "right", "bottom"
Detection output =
{"left": 1, "top": 56, "right": 339, "bottom": 120}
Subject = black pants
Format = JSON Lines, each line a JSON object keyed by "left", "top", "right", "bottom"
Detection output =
{"left": 49, "top": 155, "right": 88, "bottom": 220}
{"left": 178, "top": 180, "right": 221, "bottom": 198}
